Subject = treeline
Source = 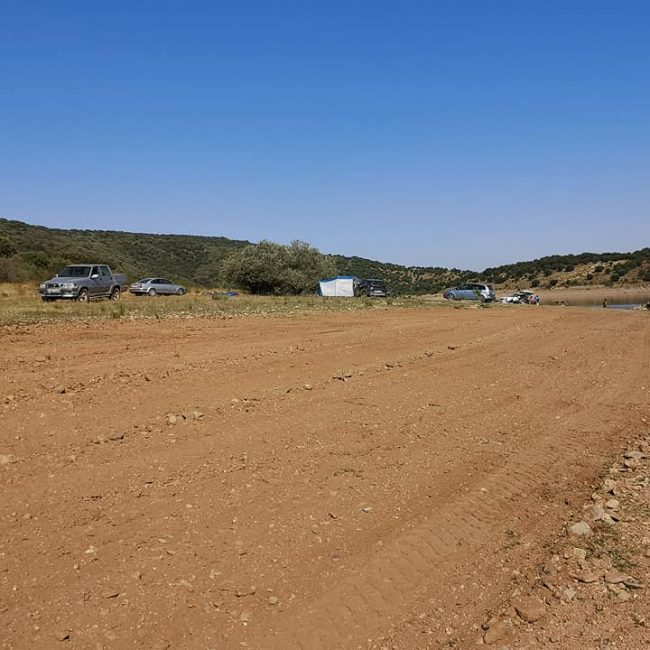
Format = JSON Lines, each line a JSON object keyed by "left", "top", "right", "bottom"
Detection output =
{"left": 0, "top": 218, "right": 249, "bottom": 286}
{"left": 1, "top": 218, "right": 648, "bottom": 293}
{"left": 477, "top": 249, "right": 650, "bottom": 285}
{"left": 0, "top": 217, "right": 471, "bottom": 293}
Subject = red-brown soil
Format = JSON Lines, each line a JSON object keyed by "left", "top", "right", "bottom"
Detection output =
{"left": 1, "top": 307, "right": 648, "bottom": 649}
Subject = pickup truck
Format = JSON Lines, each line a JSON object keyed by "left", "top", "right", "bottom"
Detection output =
{"left": 39, "top": 264, "right": 127, "bottom": 302}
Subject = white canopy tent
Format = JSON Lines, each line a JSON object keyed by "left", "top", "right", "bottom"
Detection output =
{"left": 318, "top": 276, "right": 356, "bottom": 297}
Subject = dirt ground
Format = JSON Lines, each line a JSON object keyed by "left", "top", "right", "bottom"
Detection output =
{"left": 1, "top": 306, "right": 648, "bottom": 649}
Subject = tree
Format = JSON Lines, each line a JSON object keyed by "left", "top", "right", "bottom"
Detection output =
{"left": 221, "top": 240, "right": 336, "bottom": 295}
{"left": 0, "top": 236, "right": 17, "bottom": 258}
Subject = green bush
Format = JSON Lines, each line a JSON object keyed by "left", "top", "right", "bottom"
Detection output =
{"left": 221, "top": 240, "right": 336, "bottom": 295}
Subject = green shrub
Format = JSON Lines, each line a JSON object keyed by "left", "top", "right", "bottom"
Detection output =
{"left": 221, "top": 240, "right": 336, "bottom": 295}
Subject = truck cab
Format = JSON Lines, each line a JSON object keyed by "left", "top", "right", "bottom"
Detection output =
{"left": 39, "top": 264, "right": 127, "bottom": 302}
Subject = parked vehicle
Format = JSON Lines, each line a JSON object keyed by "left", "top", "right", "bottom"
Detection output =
{"left": 499, "top": 294, "right": 522, "bottom": 304}
{"left": 443, "top": 282, "right": 496, "bottom": 302}
{"left": 498, "top": 290, "right": 537, "bottom": 304}
{"left": 357, "top": 278, "right": 389, "bottom": 298}
{"left": 39, "top": 264, "right": 126, "bottom": 302}
{"left": 129, "top": 278, "right": 186, "bottom": 296}
{"left": 514, "top": 290, "right": 535, "bottom": 304}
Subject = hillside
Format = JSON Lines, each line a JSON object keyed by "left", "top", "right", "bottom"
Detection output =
{"left": 0, "top": 218, "right": 649, "bottom": 293}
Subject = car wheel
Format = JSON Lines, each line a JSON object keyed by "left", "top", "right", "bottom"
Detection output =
{"left": 445, "top": 293, "right": 456, "bottom": 301}
{"left": 110, "top": 287, "right": 121, "bottom": 301}
{"left": 147, "top": 288, "right": 157, "bottom": 297}
{"left": 177, "top": 288, "right": 186, "bottom": 296}
{"left": 77, "top": 288, "right": 90, "bottom": 302}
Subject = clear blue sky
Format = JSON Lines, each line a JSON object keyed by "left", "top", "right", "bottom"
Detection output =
{"left": 1, "top": 1, "right": 649, "bottom": 269}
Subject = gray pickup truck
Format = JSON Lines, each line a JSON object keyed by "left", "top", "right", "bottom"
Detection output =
{"left": 39, "top": 264, "right": 127, "bottom": 302}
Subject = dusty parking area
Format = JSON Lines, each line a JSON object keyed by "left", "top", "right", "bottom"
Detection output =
{"left": 0, "top": 306, "right": 648, "bottom": 649}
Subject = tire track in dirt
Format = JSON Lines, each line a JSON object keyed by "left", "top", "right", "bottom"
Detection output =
{"left": 257, "top": 314, "right": 650, "bottom": 649}
{"left": 1, "top": 309, "right": 648, "bottom": 649}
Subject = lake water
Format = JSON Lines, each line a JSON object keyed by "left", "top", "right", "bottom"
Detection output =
{"left": 601, "top": 303, "right": 646, "bottom": 310}
{"left": 541, "top": 290, "right": 650, "bottom": 310}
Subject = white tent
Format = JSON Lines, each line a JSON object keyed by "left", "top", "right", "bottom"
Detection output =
{"left": 318, "top": 276, "right": 356, "bottom": 297}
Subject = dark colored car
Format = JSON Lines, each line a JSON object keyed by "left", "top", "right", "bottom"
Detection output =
{"left": 358, "top": 279, "right": 389, "bottom": 297}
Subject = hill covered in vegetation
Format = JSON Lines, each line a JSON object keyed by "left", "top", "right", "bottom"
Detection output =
{"left": 0, "top": 218, "right": 648, "bottom": 294}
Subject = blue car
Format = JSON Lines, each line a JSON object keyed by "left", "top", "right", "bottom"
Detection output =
{"left": 443, "top": 283, "right": 496, "bottom": 302}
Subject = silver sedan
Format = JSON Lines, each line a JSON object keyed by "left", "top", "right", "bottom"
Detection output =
{"left": 129, "top": 278, "right": 186, "bottom": 296}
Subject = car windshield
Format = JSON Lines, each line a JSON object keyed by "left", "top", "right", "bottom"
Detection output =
{"left": 58, "top": 266, "right": 91, "bottom": 277}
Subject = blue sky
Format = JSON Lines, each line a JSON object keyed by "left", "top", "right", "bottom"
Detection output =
{"left": 1, "top": 1, "right": 649, "bottom": 269}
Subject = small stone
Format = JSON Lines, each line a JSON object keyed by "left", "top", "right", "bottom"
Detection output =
{"left": 56, "top": 631, "right": 70, "bottom": 641}
{"left": 56, "top": 385, "right": 66, "bottom": 394}
{"left": 240, "top": 610, "right": 252, "bottom": 623}
{"left": 624, "top": 458, "right": 640, "bottom": 469}
{"left": 623, "top": 577, "right": 644, "bottom": 589}
{"left": 513, "top": 597, "right": 546, "bottom": 623}
{"left": 572, "top": 547, "right": 587, "bottom": 561}
{"left": 192, "top": 410, "right": 204, "bottom": 420}
{"left": 361, "top": 506, "right": 373, "bottom": 513}
{"left": 602, "top": 479, "right": 617, "bottom": 493}
{"left": 583, "top": 504, "right": 605, "bottom": 522}
{"left": 447, "top": 344, "right": 458, "bottom": 350}
{"left": 604, "top": 570, "right": 627, "bottom": 584}
{"left": 303, "top": 384, "right": 313, "bottom": 391}
{"left": 108, "top": 433, "right": 125, "bottom": 442}
{"left": 623, "top": 450, "right": 645, "bottom": 460}
{"left": 166, "top": 414, "right": 178, "bottom": 425}
{"left": 483, "top": 620, "right": 511, "bottom": 645}
{"left": 568, "top": 521, "right": 591, "bottom": 537}
{"left": 235, "top": 589, "right": 250, "bottom": 597}
{"left": 605, "top": 499, "right": 620, "bottom": 510}
{"left": 562, "top": 587, "right": 577, "bottom": 602}
{"left": 101, "top": 589, "right": 120, "bottom": 598}
{"left": 573, "top": 570, "right": 600, "bottom": 583}
{"left": 0, "top": 454, "right": 18, "bottom": 466}
{"left": 601, "top": 514, "right": 617, "bottom": 527}
{"left": 267, "top": 596, "right": 280, "bottom": 605}
{"left": 542, "top": 557, "right": 560, "bottom": 576}
{"left": 613, "top": 589, "right": 631, "bottom": 604}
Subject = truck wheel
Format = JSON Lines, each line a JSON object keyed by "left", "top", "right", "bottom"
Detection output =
{"left": 77, "top": 288, "right": 90, "bottom": 302}
{"left": 148, "top": 288, "right": 157, "bottom": 297}
{"left": 110, "top": 287, "right": 121, "bottom": 301}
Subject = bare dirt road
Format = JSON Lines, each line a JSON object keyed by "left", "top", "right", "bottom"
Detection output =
{"left": 1, "top": 307, "right": 648, "bottom": 649}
